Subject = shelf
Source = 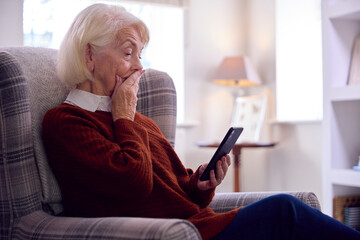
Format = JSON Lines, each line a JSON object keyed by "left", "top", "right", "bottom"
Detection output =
{"left": 331, "top": 169, "right": 360, "bottom": 187}
{"left": 327, "top": 0, "right": 360, "bottom": 20}
{"left": 329, "top": 85, "right": 360, "bottom": 101}
{"left": 322, "top": 0, "right": 360, "bottom": 216}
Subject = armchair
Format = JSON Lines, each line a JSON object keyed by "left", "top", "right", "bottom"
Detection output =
{"left": 0, "top": 47, "right": 321, "bottom": 240}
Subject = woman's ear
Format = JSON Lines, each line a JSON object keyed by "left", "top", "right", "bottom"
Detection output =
{"left": 85, "top": 43, "right": 95, "bottom": 72}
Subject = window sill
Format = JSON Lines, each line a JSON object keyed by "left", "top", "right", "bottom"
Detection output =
{"left": 268, "top": 119, "right": 322, "bottom": 125}
{"left": 176, "top": 121, "right": 199, "bottom": 129}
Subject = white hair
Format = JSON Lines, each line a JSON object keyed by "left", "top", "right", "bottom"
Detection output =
{"left": 57, "top": 3, "right": 149, "bottom": 86}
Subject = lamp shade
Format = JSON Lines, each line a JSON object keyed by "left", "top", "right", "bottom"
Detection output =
{"left": 213, "top": 56, "right": 262, "bottom": 87}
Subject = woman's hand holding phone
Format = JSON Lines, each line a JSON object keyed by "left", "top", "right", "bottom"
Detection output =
{"left": 197, "top": 154, "right": 231, "bottom": 191}
{"left": 199, "top": 127, "right": 243, "bottom": 182}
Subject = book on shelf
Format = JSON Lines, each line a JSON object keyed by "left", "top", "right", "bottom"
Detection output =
{"left": 333, "top": 195, "right": 360, "bottom": 225}
{"left": 348, "top": 37, "right": 360, "bottom": 85}
{"left": 354, "top": 156, "right": 360, "bottom": 171}
{"left": 345, "top": 207, "right": 360, "bottom": 231}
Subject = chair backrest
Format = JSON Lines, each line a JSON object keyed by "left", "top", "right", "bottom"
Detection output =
{"left": 0, "top": 47, "right": 177, "bottom": 231}
{"left": 0, "top": 50, "right": 43, "bottom": 239}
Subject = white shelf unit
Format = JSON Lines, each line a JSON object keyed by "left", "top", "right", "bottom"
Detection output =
{"left": 331, "top": 169, "right": 360, "bottom": 187}
{"left": 322, "top": 0, "right": 360, "bottom": 216}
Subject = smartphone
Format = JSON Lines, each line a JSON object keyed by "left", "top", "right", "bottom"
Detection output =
{"left": 199, "top": 127, "right": 243, "bottom": 181}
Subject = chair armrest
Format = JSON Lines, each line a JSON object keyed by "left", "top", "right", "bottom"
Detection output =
{"left": 12, "top": 211, "right": 201, "bottom": 240}
{"left": 209, "top": 192, "right": 321, "bottom": 213}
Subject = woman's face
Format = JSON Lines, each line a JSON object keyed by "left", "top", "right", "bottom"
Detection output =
{"left": 92, "top": 28, "right": 144, "bottom": 96}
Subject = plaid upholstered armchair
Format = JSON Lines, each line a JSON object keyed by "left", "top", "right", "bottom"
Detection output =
{"left": 0, "top": 47, "right": 321, "bottom": 240}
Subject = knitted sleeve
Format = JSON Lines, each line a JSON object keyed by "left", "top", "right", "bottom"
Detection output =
{"left": 179, "top": 167, "right": 215, "bottom": 208}
{"left": 42, "top": 108, "right": 153, "bottom": 202}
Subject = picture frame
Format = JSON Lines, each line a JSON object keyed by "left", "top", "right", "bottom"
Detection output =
{"left": 348, "top": 36, "right": 360, "bottom": 85}
{"left": 231, "top": 95, "right": 267, "bottom": 143}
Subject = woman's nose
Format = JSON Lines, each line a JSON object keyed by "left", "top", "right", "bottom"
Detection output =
{"left": 132, "top": 57, "right": 143, "bottom": 71}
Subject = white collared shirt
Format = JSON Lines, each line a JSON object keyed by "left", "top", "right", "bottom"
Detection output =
{"left": 64, "top": 89, "right": 111, "bottom": 112}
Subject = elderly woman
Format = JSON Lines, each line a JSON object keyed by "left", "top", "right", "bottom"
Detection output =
{"left": 42, "top": 3, "right": 360, "bottom": 240}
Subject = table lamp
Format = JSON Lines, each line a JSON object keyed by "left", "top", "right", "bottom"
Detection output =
{"left": 212, "top": 56, "right": 262, "bottom": 96}
{"left": 213, "top": 56, "right": 265, "bottom": 142}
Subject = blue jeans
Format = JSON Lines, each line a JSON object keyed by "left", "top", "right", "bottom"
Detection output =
{"left": 212, "top": 194, "right": 360, "bottom": 240}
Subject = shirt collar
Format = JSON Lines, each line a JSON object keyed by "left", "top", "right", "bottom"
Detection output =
{"left": 64, "top": 89, "right": 111, "bottom": 112}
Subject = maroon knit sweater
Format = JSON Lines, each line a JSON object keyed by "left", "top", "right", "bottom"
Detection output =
{"left": 42, "top": 103, "right": 239, "bottom": 240}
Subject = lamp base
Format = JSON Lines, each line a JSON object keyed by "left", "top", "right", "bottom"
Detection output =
{"left": 232, "top": 86, "right": 245, "bottom": 98}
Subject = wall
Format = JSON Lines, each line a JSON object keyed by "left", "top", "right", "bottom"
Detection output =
{"left": 268, "top": 122, "right": 322, "bottom": 193}
{"left": 181, "top": 0, "right": 244, "bottom": 193}
{"left": 0, "top": 0, "right": 23, "bottom": 47}
{"left": 182, "top": 0, "right": 323, "bottom": 203}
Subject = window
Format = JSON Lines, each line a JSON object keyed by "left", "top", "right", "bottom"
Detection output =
{"left": 275, "top": 0, "right": 322, "bottom": 122}
{"left": 23, "top": 0, "right": 184, "bottom": 122}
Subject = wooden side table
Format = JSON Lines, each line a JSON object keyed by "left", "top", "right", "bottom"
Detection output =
{"left": 198, "top": 142, "right": 276, "bottom": 192}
